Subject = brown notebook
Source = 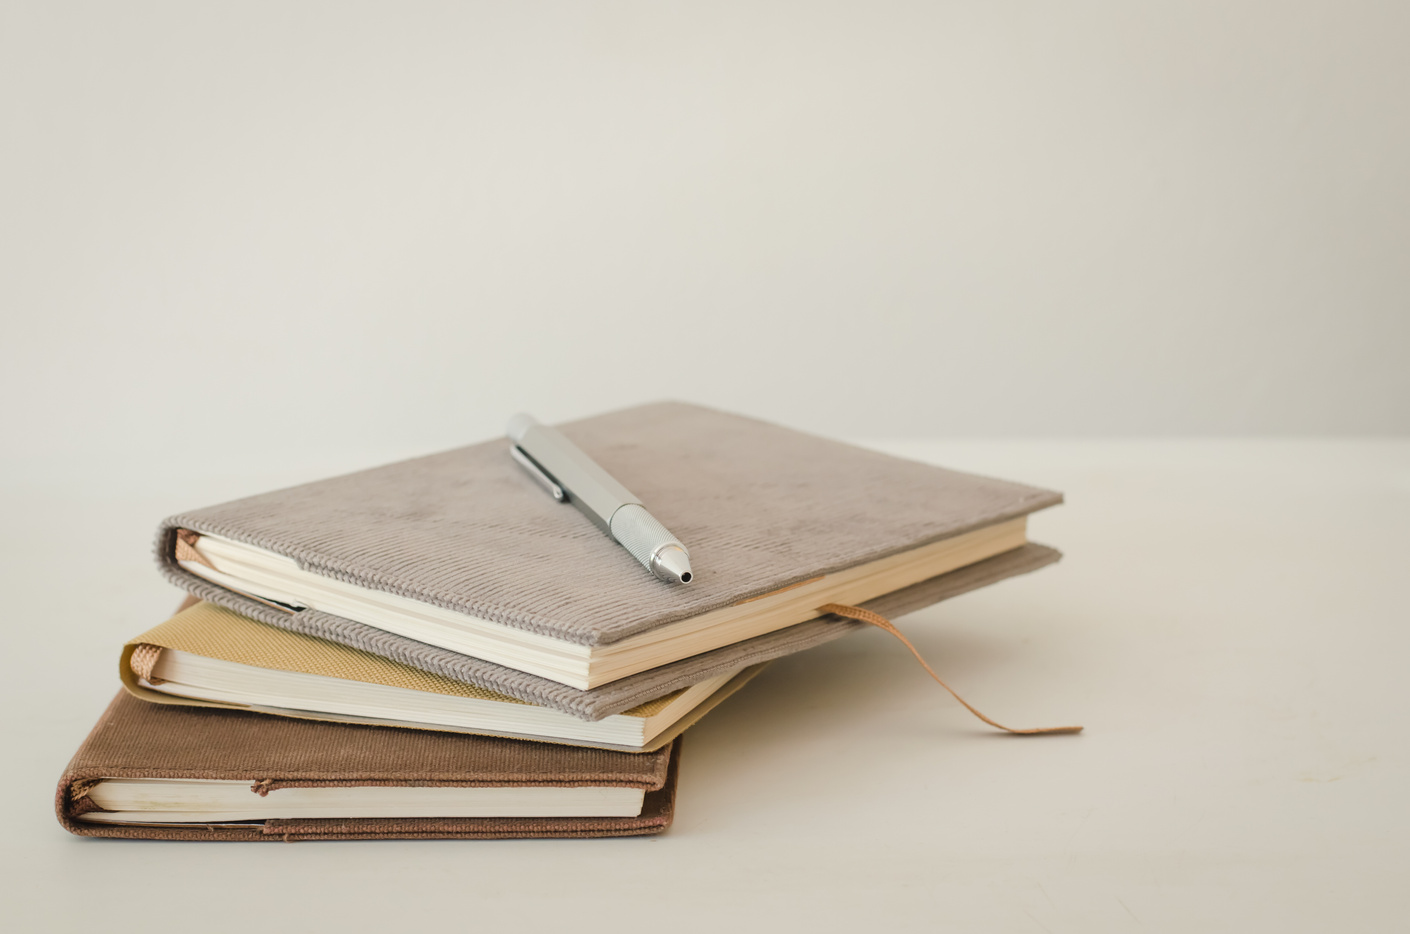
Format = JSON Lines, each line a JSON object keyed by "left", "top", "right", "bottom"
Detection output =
{"left": 56, "top": 693, "right": 678, "bottom": 841}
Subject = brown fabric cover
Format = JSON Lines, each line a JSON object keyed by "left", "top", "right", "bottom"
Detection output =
{"left": 56, "top": 693, "right": 677, "bottom": 841}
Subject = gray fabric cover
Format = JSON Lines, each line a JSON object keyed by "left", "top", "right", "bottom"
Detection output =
{"left": 161, "top": 543, "right": 1061, "bottom": 721}
{"left": 156, "top": 402, "right": 1063, "bottom": 720}
{"left": 159, "top": 402, "right": 1060, "bottom": 644}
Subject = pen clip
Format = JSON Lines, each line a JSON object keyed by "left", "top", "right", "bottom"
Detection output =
{"left": 510, "top": 445, "right": 567, "bottom": 502}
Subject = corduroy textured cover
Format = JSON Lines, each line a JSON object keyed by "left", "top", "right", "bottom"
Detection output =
{"left": 159, "top": 402, "right": 1060, "bottom": 644}
{"left": 56, "top": 693, "right": 678, "bottom": 841}
{"left": 160, "top": 543, "right": 1060, "bottom": 721}
{"left": 155, "top": 402, "right": 1063, "bottom": 718}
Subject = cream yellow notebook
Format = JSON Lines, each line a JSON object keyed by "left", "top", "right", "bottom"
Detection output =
{"left": 122, "top": 602, "right": 762, "bottom": 753}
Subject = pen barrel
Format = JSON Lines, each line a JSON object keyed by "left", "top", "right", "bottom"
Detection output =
{"left": 508, "top": 413, "right": 693, "bottom": 583}
{"left": 610, "top": 504, "right": 689, "bottom": 580}
{"left": 510, "top": 420, "right": 637, "bottom": 525}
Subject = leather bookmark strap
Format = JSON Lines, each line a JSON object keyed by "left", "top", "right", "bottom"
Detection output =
{"left": 128, "top": 644, "right": 166, "bottom": 685}
{"left": 818, "top": 603, "right": 1083, "bottom": 736}
{"left": 174, "top": 529, "right": 217, "bottom": 571}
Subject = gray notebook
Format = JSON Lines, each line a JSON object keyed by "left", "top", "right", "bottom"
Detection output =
{"left": 157, "top": 402, "right": 1062, "bottom": 719}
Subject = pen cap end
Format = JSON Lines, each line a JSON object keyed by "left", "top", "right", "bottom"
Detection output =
{"left": 506, "top": 413, "right": 538, "bottom": 443}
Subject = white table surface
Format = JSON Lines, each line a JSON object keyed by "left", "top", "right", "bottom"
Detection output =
{"left": 4, "top": 440, "right": 1407, "bottom": 933}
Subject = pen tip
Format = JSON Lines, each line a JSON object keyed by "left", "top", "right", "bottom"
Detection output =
{"left": 651, "top": 545, "right": 693, "bottom": 584}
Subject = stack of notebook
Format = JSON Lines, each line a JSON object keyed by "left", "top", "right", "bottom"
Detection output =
{"left": 56, "top": 401, "right": 1067, "bottom": 841}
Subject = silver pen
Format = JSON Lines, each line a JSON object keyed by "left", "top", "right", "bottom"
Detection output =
{"left": 506, "top": 414, "right": 694, "bottom": 584}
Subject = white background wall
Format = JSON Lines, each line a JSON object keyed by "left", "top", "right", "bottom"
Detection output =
{"left": 3, "top": 1, "right": 1407, "bottom": 483}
